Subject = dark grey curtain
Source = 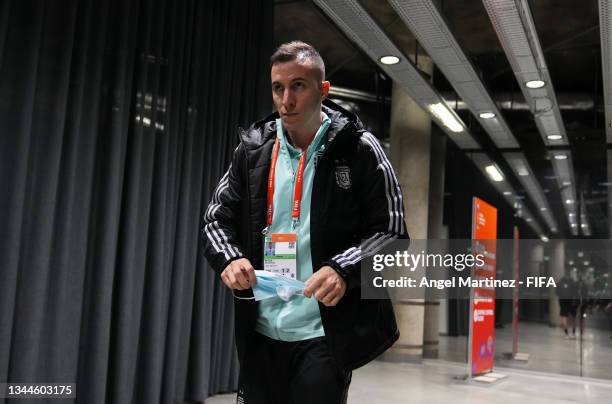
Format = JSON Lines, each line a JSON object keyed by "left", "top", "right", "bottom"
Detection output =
{"left": 0, "top": 0, "right": 272, "bottom": 403}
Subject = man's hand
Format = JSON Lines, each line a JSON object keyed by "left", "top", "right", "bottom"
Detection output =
{"left": 221, "top": 258, "right": 257, "bottom": 290}
{"left": 304, "top": 266, "right": 346, "bottom": 307}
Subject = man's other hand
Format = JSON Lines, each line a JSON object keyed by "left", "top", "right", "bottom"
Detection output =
{"left": 304, "top": 266, "right": 346, "bottom": 307}
{"left": 221, "top": 258, "right": 257, "bottom": 290}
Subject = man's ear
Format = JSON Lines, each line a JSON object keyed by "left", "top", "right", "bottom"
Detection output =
{"left": 321, "top": 81, "right": 330, "bottom": 99}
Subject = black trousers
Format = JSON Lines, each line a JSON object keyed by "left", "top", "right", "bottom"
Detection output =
{"left": 237, "top": 332, "right": 352, "bottom": 404}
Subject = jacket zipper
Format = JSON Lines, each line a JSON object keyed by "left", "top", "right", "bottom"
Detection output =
{"left": 310, "top": 121, "right": 355, "bottom": 270}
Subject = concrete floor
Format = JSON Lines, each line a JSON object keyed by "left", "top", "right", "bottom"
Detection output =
{"left": 205, "top": 359, "right": 612, "bottom": 403}
{"left": 438, "top": 321, "right": 612, "bottom": 379}
{"left": 204, "top": 321, "right": 612, "bottom": 403}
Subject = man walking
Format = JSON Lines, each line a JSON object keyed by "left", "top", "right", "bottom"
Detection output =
{"left": 202, "top": 41, "right": 407, "bottom": 404}
{"left": 557, "top": 271, "right": 578, "bottom": 339}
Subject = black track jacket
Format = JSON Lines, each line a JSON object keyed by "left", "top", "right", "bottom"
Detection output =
{"left": 201, "top": 99, "right": 408, "bottom": 371}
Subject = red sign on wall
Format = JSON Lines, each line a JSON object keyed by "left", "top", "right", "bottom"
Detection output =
{"left": 470, "top": 197, "right": 497, "bottom": 376}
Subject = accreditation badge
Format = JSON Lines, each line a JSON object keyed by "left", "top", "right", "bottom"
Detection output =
{"left": 263, "top": 233, "right": 297, "bottom": 279}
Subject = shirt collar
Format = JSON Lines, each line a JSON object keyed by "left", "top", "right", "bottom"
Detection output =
{"left": 276, "top": 112, "right": 331, "bottom": 157}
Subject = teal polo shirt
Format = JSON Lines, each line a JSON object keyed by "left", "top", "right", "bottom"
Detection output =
{"left": 254, "top": 112, "right": 331, "bottom": 341}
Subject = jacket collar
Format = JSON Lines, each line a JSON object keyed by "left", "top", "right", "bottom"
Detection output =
{"left": 239, "top": 98, "right": 363, "bottom": 150}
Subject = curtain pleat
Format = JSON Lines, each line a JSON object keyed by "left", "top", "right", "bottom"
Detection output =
{"left": 0, "top": 0, "right": 273, "bottom": 403}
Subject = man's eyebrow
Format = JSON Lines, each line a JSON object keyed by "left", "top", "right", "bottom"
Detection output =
{"left": 271, "top": 77, "right": 308, "bottom": 85}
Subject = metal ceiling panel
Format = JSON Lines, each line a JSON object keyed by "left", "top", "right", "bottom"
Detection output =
{"left": 504, "top": 152, "right": 558, "bottom": 233}
{"left": 598, "top": 0, "right": 612, "bottom": 143}
{"left": 482, "top": 0, "right": 569, "bottom": 146}
{"left": 608, "top": 150, "right": 612, "bottom": 237}
{"left": 313, "top": 0, "right": 480, "bottom": 149}
{"left": 389, "top": 0, "right": 557, "bottom": 233}
{"left": 389, "top": 0, "right": 519, "bottom": 149}
{"left": 470, "top": 152, "right": 545, "bottom": 236}
{"left": 549, "top": 150, "right": 579, "bottom": 235}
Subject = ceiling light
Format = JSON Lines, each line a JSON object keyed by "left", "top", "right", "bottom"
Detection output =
{"left": 578, "top": 251, "right": 584, "bottom": 257}
{"left": 525, "top": 80, "right": 546, "bottom": 89}
{"left": 540, "top": 236, "right": 549, "bottom": 242}
{"left": 547, "top": 134, "right": 562, "bottom": 140}
{"left": 379, "top": 55, "right": 400, "bottom": 65}
{"left": 562, "top": 181, "right": 571, "bottom": 186}
{"left": 571, "top": 223, "right": 577, "bottom": 227}
{"left": 565, "top": 199, "right": 574, "bottom": 204}
{"left": 525, "top": 218, "right": 533, "bottom": 222}
{"left": 429, "top": 103, "right": 463, "bottom": 133}
{"left": 584, "top": 261, "right": 590, "bottom": 266}
{"left": 540, "top": 207, "right": 547, "bottom": 211}
{"left": 553, "top": 154, "right": 568, "bottom": 160}
{"left": 503, "top": 191, "right": 512, "bottom": 195}
{"left": 485, "top": 164, "right": 504, "bottom": 182}
{"left": 479, "top": 112, "right": 496, "bottom": 119}
{"left": 552, "top": 227, "right": 557, "bottom": 232}
{"left": 569, "top": 260, "right": 574, "bottom": 265}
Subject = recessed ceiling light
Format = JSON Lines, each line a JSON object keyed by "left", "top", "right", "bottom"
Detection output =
{"left": 526, "top": 80, "right": 546, "bottom": 89}
{"left": 485, "top": 164, "right": 504, "bottom": 182}
{"left": 540, "top": 236, "right": 549, "bottom": 242}
{"left": 562, "top": 181, "right": 571, "bottom": 186}
{"left": 554, "top": 154, "right": 568, "bottom": 160}
{"left": 526, "top": 218, "right": 533, "bottom": 222}
{"left": 571, "top": 223, "right": 577, "bottom": 227}
{"left": 379, "top": 55, "right": 400, "bottom": 65}
{"left": 547, "top": 134, "right": 562, "bottom": 140}
{"left": 568, "top": 260, "right": 574, "bottom": 265}
{"left": 565, "top": 199, "right": 574, "bottom": 204}
{"left": 503, "top": 191, "right": 512, "bottom": 195}
{"left": 429, "top": 103, "right": 463, "bottom": 133}
{"left": 540, "top": 207, "right": 547, "bottom": 211}
{"left": 479, "top": 112, "right": 496, "bottom": 119}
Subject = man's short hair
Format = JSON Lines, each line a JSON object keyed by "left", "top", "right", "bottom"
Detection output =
{"left": 270, "top": 41, "right": 325, "bottom": 83}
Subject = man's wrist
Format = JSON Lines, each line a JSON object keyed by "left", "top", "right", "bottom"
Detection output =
{"left": 322, "top": 259, "right": 349, "bottom": 282}
{"left": 220, "top": 255, "right": 245, "bottom": 273}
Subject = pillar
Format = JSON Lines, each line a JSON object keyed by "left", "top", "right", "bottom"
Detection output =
{"left": 423, "top": 130, "right": 447, "bottom": 358}
{"left": 384, "top": 56, "right": 433, "bottom": 362}
{"left": 548, "top": 240, "right": 564, "bottom": 327}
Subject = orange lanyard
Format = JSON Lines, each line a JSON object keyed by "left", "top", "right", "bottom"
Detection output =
{"left": 266, "top": 137, "right": 307, "bottom": 229}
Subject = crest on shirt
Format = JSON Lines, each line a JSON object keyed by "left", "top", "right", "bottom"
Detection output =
{"left": 335, "top": 165, "right": 351, "bottom": 189}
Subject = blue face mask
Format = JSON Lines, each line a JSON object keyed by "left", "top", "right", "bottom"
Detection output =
{"left": 234, "top": 270, "right": 305, "bottom": 302}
